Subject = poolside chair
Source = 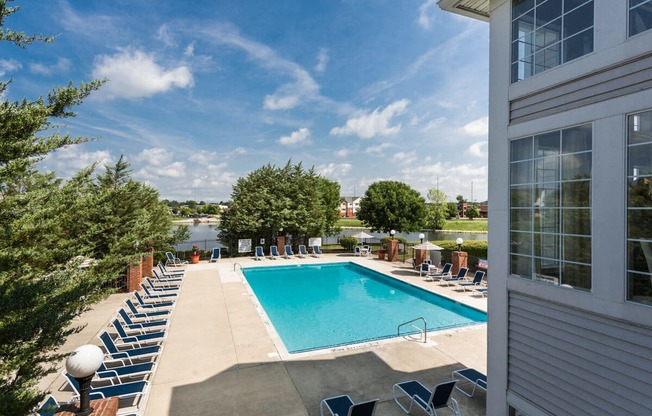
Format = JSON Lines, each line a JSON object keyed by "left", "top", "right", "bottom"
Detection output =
{"left": 152, "top": 269, "right": 183, "bottom": 285}
{"left": 111, "top": 318, "right": 166, "bottom": 346}
{"left": 472, "top": 286, "right": 488, "bottom": 297}
{"left": 418, "top": 262, "right": 431, "bottom": 277}
{"left": 392, "top": 379, "right": 460, "bottom": 416}
{"left": 140, "top": 284, "right": 177, "bottom": 301}
{"left": 298, "top": 245, "right": 308, "bottom": 258}
{"left": 145, "top": 276, "right": 180, "bottom": 291}
{"left": 98, "top": 331, "right": 161, "bottom": 365}
{"left": 96, "top": 361, "right": 156, "bottom": 382}
{"left": 157, "top": 262, "right": 185, "bottom": 278}
{"left": 165, "top": 251, "right": 188, "bottom": 267}
{"left": 124, "top": 299, "right": 171, "bottom": 320}
{"left": 284, "top": 244, "right": 295, "bottom": 259}
{"left": 312, "top": 245, "right": 323, "bottom": 257}
{"left": 209, "top": 247, "right": 221, "bottom": 262}
{"left": 117, "top": 308, "right": 168, "bottom": 331}
{"left": 320, "top": 395, "right": 378, "bottom": 416}
{"left": 35, "top": 394, "right": 59, "bottom": 416}
{"left": 269, "top": 245, "right": 281, "bottom": 260}
{"left": 254, "top": 245, "right": 265, "bottom": 260}
{"left": 64, "top": 372, "right": 149, "bottom": 404}
{"left": 426, "top": 263, "right": 452, "bottom": 281}
{"left": 132, "top": 291, "right": 175, "bottom": 310}
{"left": 452, "top": 367, "right": 487, "bottom": 397}
{"left": 439, "top": 267, "right": 468, "bottom": 287}
{"left": 456, "top": 271, "right": 485, "bottom": 292}
{"left": 354, "top": 246, "right": 362, "bottom": 257}
{"left": 363, "top": 245, "right": 372, "bottom": 255}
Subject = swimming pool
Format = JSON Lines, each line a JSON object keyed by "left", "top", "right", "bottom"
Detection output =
{"left": 241, "top": 262, "right": 486, "bottom": 353}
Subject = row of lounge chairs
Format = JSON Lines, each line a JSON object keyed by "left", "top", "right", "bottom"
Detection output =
{"left": 254, "top": 244, "right": 323, "bottom": 260}
{"left": 165, "top": 248, "right": 221, "bottom": 265}
{"left": 38, "top": 262, "right": 187, "bottom": 415}
{"left": 320, "top": 367, "right": 487, "bottom": 416}
{"left": 417, "top": 263, "right": 488, "bottom": 297}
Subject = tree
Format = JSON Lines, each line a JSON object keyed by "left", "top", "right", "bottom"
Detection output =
{"left": 218, "top": 161, "right": 340, "bottom": 251}
{"left": 357, "top": 180, "right": 426, "bottom": 234}
{"left": 456, "top": 194, "right": 467, "bottom": 204}
{"left": 426, "top": 188, "right": 448, "bottom": 230}
{"left": 447, "top": 202, "right": 459, "bottom": 219}
{"left": 467, "top": 204, "right": 481, "bottom": 220}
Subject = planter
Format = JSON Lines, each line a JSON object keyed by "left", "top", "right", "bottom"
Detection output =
{"left": 190, "top": 254, "right": 200, "bottom": 264}
{"left": 377, "top": 250, "right": 386, "bottom": 260}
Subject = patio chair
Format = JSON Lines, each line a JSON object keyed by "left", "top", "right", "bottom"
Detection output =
{"left": 456, "top": 271, "right": 485, "bottom": 292}
{"left": 320, "top": 395, "right": 378, "bottom": 416}
{"left": 439, "top": 267, "right": 468, "bottom": 287}
{"left": 452, "top": 367, "right": 487, "bottom": 397}
{"left": 111, "top": 318, "right": 166, "bottom": 346}
{"left": 354, "top": 246, "right": 362, "bottom": 257}
{"left": 425, "top": 263, "right": 452, "bottom": 281}
{"left": 165, "top": 251, "right": 188, "bottom": 267}
{"left": 124, "top": 299, "right": 171, "bottom": 320}
{"left": 117, "top": 308, "right": 168, "bottom": 332}
{"left": 64, "top": 372, "right": 149, "bottom": 403}
{"left": 152, "top": 269, "right": 183, "bottom": 285}
{"left": 364, "top": 245, "right": 372, "bottom": 255}
{"left": 96, "top": 361, "right": 156, "bottom": 381}
{"left": 132, "top": 291, "right": 175, "bottom": 310}
{"left": 269, "top": 245, "right": 281, "bottom": 260}
{"left": 145, "top": 276, "right": 180, "bottom": 291}
{"left": 472, "top": 286, "right": 488, "bottom": 297}
{"left": 254, "top": 246, "right": 265, "bottom": 260}
{"left": 298, "top": 245, "right": 308, "bottom": 258}
{"left": 418, "top": 262, "right": 431, "bottom": 277}
{"left": 392, "top": 379, "right": 460, "bottom": 416}
{"left": 98, "top": 331, "right": 160, "bottom": 366}
{"left": 312, "top": 245, "right": 323, "bottom": 257}
{"left": 157, "top": 262, "right": 185, "bottom": 278}
{"left": 140, "top": 284, "right": 177, "bottom": 301}
{"left": 210, "top": 247, "right": 221, "bottom": 262}
{"left": 284, "top": 244, "right": 295, "bottom": 259}
{"left": 35, "top": 394, "right": 59, "bottom": 416}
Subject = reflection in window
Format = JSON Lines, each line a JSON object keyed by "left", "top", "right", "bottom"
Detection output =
{"left": 509, "top": 124, "right": 592, "bottom": 290}
{"left": 627, "top": 109, "right": 652, "bottom": 305}
{"left": 511, "top": 0, "right": 594, "bottom": 82}
{"left": 629, "top": 0, "right": 652, "bottom": 37}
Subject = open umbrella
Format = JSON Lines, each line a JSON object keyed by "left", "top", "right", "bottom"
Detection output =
{"left": 412, "top": 241, "right": 444, "bottom": 251}
{"left": 351, "top": 231, "right": 374, "bottom": 242}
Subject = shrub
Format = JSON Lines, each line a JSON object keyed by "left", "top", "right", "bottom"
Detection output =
{"left": 339, "top": 236, "right": 358, "bottom": 251}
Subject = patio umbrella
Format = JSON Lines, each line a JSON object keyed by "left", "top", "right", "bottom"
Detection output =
{"left": 351, "top": 231, "right": 374, "bottom": 245}
{"left": 412, "top": 241, "right": 444, "bottom": 251}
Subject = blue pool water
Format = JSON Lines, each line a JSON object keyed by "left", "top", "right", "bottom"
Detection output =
{"left": 241, "top": 262, "right": 486, "bottom": 353}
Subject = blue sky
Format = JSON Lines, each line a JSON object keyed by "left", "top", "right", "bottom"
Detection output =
{"left": 1, "top": 0, "right": 489, "bottom": 203}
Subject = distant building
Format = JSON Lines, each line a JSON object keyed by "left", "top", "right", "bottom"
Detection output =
{"left": 457, "top": 202, "right": 488, "bottom": 218}
{"left": 339, "top": 197, "right": 361, "bottom": 218}
{"left": 439, "top": 1, "right": 652, "bottom": 415}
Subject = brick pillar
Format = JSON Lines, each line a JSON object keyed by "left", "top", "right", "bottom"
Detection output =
{"left": 277, "top": 235, "right": 286, "bottom": 255}
{"left": 451, "top": 251, "right": 468, "bottom": 276}
{"left": 126, "top": 257, "right": 143, "bottom": 293}
{"left": 141, "top": 248, "right": 154, "bottom": 278}
{"left": 55, "top": 397, "right": 119, "bottom": 415}
{"left": 386, "top": 239, "right": 399, "bottom": 262}
{"left": 415, "top": 249, "right": 428, "bottom": 265}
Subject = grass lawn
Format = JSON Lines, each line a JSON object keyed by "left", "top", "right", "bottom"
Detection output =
{"left": 337, "top": 218, "right": 487, "bottom": 232}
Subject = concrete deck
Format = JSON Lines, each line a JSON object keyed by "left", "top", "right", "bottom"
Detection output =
{"left": 40, "top": 254, "right": 487, "bottom": 415}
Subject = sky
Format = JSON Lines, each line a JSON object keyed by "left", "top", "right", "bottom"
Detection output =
{"left": 1, "top": 0, "right": 489, "bottom": 203}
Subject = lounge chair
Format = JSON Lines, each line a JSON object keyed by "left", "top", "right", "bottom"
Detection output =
{"left": 35, "top": 394, "right": 59, "bottom": 416}
{"left": 124, "top": 299, "right": 171, "bottom": 320}
{"left": 254, "top": 246, "right": 265, "bottom": 261}
{"left": 320, "top": 395, "right": 378, "bottom": 416}
{"left": 418, "top": 262, "right": 431, "bottom": 277}
{"left": 354, "top": 246, "right": 362, "bottom": 257}
{"left": 312, "top": 245, "right": 323, "bottom": 257}
{"left": 425, "top": 263, "right": 452, "bottom": 281}
{"left": 165, "top": 251, "right": 188, "bottom": 267}
{"left": 284, "top": 244, "right": 295, "bottom": 259}
{"left": 132, "top": 291, "right": 175, "bottom": 310}
{"left": 392, "top": 379, "right": 460, "bottom": 416}
{"left": 145, "top": 276, "right": 180, "bottom": 291}
{"left": 117, "top": 308, "right": 168, "bottom": 331}
{"left": 96, "top": 361, "right": 156, "bottom": 381}
{"left": 456, "top": 271, "right": 485, "bottom": 292}
{"left": 157, "top": 262, "right": 185, "bottom": 278}
{"left": 64, "top": 372, "right": 149, "bottom": 403}
{"left": 111, "top": 319, "right": 166, "bottom": 346}
{"left": 140, "top": 284, "right": 177, "bottom": 301}
{"left": 473, "top": 286, "right": 488, "bottom": 297}
{"left": 269, "top": 246, "right": 281, "bottom": 260}
{"left": 152, "top": 269, "right": 183, "bottom": 286}
{"left": 98, "top": 331, "right": 160, "bottom": 365}
{"left": 439, "top": 267, "right": 468, "bottom": 287}
{"left": 209, "top": 247, "right": 221, "bottom": 262}
{"left": 298, "top": 245, "right": 308, "bottom": 258}
{"left": 452, "top": 367, "right": 487, "bottom": 397}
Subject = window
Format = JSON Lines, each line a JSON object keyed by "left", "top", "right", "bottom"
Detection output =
{"left": 627, "top": 110, "right": 652, "bottom": 305}
{"left": 509, "top": 124, "right": 592, "bottom": 289}
{"left": 630, "top": 0, "right": 652, "bottom": 36}
{"left": 511, "top": 0, "right": 594, "bottom": 83}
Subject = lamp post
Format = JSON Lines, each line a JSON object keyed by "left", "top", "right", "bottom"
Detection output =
{"left": 65, "top": 344, "right": 104, "bottom": 416}
{"left": 456, "top": 237, "right": 463, "bottom": 252}
{"left": 390, "top": 229, "right": 396, "bottom": 240}
{"left": 419, "top": 233, "right": 425, "bottom": 244}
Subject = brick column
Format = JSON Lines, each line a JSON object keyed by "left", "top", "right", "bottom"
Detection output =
{"left": 55, "top": 397, "right": 119, "bottom": 415}
{"left": 141, "top": 248, "right": 154, "bottom": 278}
{"left": 386, "top": 239, "right": 399, "bottom": 262}
{"left": 415, "top": 249, "right": 428, "bottom": 265}
{"left": 126, "top": 257, "right": 143, "bottom": 293}
{"left": 277, "top": 235, "right": 286, "bottom": 255}
{"left": 451, "top": 251, "right": 468, "bottom": 276}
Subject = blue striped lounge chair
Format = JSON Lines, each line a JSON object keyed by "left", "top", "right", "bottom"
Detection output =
{"left": 298, "top": 245, "right": 308, "bottom": 258}
{"left": 456, "top": 271, "right": 485, "bottom": 292}
{"left": 439, "top": 267, "right": 468, "bottom": 287}
{"left": 284, "top": 245, "right": 295, "bottom": 259}
{"left": 452, "top": 368, "right": 487, "bottom": 397}
{"left": 98, "top": 331, "right": 160, "bottom": 365}
{"left": 255, "top": 246, "right": 265, "bottom": 261}
{"left": 64, "top": 372, "right": 149, "bottom": 404}
{"left": 312, "top": 245, "right": 323, "bottom": 257}
{"left": 392, "top": 379, "right": 460, "bottom": 416}
{"left": 320, "top": 395, "right": 378, "bottom": 416}
{"left": 269, "top": 245, "right": 281, "bottom": 259}
{"left": 425, "top": 263, "right": 452, "bottom": 281}
{"left": 210, "top": 247, "right": 221, "bottom": 262}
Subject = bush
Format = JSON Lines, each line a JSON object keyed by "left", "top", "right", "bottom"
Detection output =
{"left": 339, "top": 236, "right": 358, "bottom": 251}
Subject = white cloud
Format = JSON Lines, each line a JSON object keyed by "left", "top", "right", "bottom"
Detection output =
{"left": 92, "top": 48, "right": 194, "bottom": 99}
{"left": 184, "top": 42, "right": 195, "bottom": 57}
{"left": 393, "top": 150, "right": 418, "bottom": 165}
{"left": 462, "top": 116, "right": 488, "bottom": 137}
{"left": 466, "top": 141, "right": 488, "bottom": 158}
{"left": 365, "top": 142, "right": 392, "bottom": 154}
{"left": 39, "top": 146, "right": 113, "bottom": 178}
{"left": 418, "top": 0, "right": 438, "bottom": 29}
{"left": 335, "top": 148, "right": 350, "bottom": 158}
{"left": 233, "top": 147, "right": 247, "bottom": 155}
{"left": 314, "top": 48, "right": 329, "bottom": 73}
{"left": 188, "top": 150, "right": 218, "bottom": 165}
{"left": 316, "top": 162, "right": 352, "bottom": 179}
{"left": 30, "top": 58, "right": 71, "bottom": 76}
{"left": 132, "top": 147, "right": 172, "bottom": 165}
{"left": 331, "top": 99, "right": 409, "bottom": 139}
{"left": 279, "top": 128, "right": 311, "bottom": 146}
{"left": 264, "top": 95, "right": 300, "bottom": 111}
{"left": 0, "top": 59, "right": 21, "bottom": 77}
{"left": 155, "top": 24, "right": 175, "bottom": 47}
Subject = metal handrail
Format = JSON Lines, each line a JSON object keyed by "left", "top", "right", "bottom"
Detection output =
{"left": 397, "top": 317, "right": 427, "bottom": 343}
{"left": 233, "top": 262, "right": 242, "bottom": 272}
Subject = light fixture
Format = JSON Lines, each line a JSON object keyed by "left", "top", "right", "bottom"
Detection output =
{"left": 65, "top": 344, "right": 104, "bottom": 416}
{"left": 456, "top": 237, "right": 463, "bottom": 252}
{"left": 390, "top": 229, "right": 396, "bottom": 240}
{"left": 419, "top": 233, "right": 425, "bottom": 243}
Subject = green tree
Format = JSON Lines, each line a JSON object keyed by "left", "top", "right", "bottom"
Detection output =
{"left": 467, "top": 204, "right": 481, "bottom": 220}
{"left": 426, "top": 188, "right": 448, "bottom": 230}
{"left": 447, "top": 202, "right": 459, "bottom": 219}
{"left": 357, "top": 180, "right": 426, "bottom": 234}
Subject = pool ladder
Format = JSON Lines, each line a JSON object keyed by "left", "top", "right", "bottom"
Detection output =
{"left": 397, "top": 317, "right": 427, "bottom": 343}
{"left": 233, "top": 262, "right": 242, "bottom": 272}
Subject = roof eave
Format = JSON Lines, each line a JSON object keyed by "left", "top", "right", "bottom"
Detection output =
{"left": 437, "top": 0, "right": 491, "bottom": 22}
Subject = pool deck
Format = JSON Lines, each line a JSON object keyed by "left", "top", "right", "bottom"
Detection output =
{"left": 39, "top": 254, "right": 487, "bottom": 415}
